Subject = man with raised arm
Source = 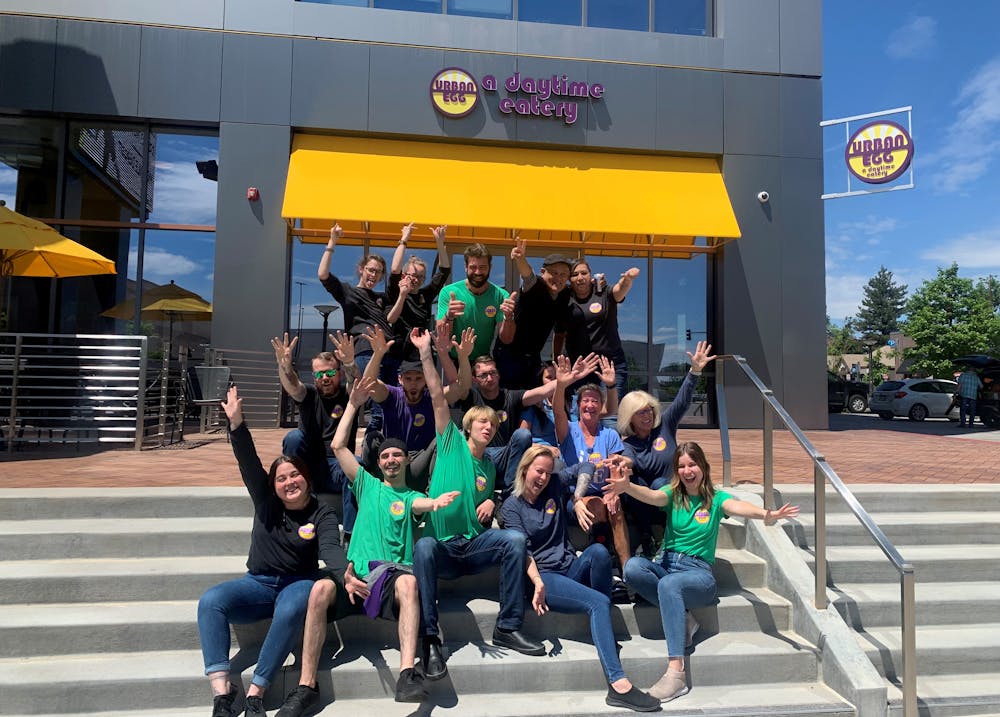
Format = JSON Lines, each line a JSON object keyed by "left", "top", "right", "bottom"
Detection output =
{"left": 357, "top": 323, "right": 474, "bottom": 492}
{"left": 436, "top": 242, "right": 516, "bottom": 361}
{"left": 275, "top": 377, "right": 460, "bottom": 716}
{"left": 494, "top": 235, "right": 572, "bottom": 389}
{"left": 410, "top": 328, "right": 546, "bottom": 682}
{"left": 385, "top": 223, "right": 452, "bottom": 371}
{"left": 272, "top": 333, "right": 360, "bottom": 529}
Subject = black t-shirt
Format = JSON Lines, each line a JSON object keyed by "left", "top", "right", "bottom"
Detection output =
{"left": 231, "top": 424, "right": 346, "bottom": 578}
{"left": 508, "top": 276, "right": 570, "bottom": 357}
{"left": 297, "top": 384, "right": 357, "bottom": 456}
{"left": 457, "top": 386, "right": 527, "bottom": 446}
{"left": 557, "top": 286, "right": 625, "bottom": 362}
{"left": 320, "top": 275, "right": 391, "bottom": 354}
{"left": 386, "top": 264, "right": 451, "bottom": 360}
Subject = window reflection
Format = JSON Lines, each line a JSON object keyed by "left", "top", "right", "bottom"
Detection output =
{"left": 587, "top": 0, "right": 648, "bottom": 31}
{"left": 449, "top": 0, "right": 512, "bottom": 19}
{"left": 374, "top": 0, "right": 441, "bottom": 12}
{"left": 518, "top": 0, "right": 581, "bottom": 25}
{"left": 655, "top": 0, "right": 711, "bottom": 36}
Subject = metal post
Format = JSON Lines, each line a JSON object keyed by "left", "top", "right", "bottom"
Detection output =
{"left": 901, "top": 567, "right": 917, "bottom": 717}
{"left": 762, "top": 397, "right": 774, "bottom": 509}
{"left": 177, "top": 351, "right": 188, "bottom": 444}
{"left": 715, "top": 359, "right": 732, "bottom": 487}
{"left": 133, "top": 336, "right": 148, "bottom": 451}
{"left": 814, "top": 461, "right": 827, "bottom": 609}
{"left": 157, "top": 344, "right": 169, "bottom": 446}
{"left": 7, "top": 334, "right": 22, "bottom": 453}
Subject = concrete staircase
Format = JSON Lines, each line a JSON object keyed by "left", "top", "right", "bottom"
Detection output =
{"left": 0, "top": 487, "right": 854, "bottom": 717}
{"left": 776, "top": 484, "right": 1000, "bottom": 717}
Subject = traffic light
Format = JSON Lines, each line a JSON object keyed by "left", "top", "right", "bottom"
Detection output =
{"left": 685, "top": 329, "right": 692, "bottom": 340}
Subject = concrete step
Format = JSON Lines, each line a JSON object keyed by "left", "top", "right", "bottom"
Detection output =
{"left": 783, "top": 512, "right": 1000, "bottom": 548}
{"left": 0, "top": 548, "right": 767, "bottom": 605}
{"left": 0, "top": 682, "right": 855, "bottom": 717}
{"left": 771, "top": 484, "right": 1000, "bottom": 516}
{"left": 858, "top": 624, "right": 1000, "bottom": 678}
{"left": 804, "top": 545, "right": 1000, "bottom": 584}
{"left": 0, "top": 589, "right": 793, "bottom": 658}
{"left": 0, "top": 488, "right": 253, "bottom": 521}
{"left": 831, "top": 581, "right": 1000, "bottom": 629}
{"left": 0, "top": 517, "right": 253, "bottom": 559}
{"left": 0, "top": 631, "right": 822, "bottom": 714}
{"left": 885, "top": 673, "right": 1000, "bottom": 717}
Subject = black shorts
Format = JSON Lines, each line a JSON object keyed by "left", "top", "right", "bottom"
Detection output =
{"left": 319, "top": 569, "right": 404, "bottom": 622}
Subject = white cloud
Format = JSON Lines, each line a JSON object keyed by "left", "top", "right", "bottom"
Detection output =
{"left": 926, "top": 56, "right": 1000, "bottom": 193}
{"left": 148, "top": 157, "right": 218, "bottom": 225}
{"left": 0, "top": 164, "right": 16, "bottom": 206}
{"left": 886, "top": 15, "right": 937, "bottom": 59}
{"left": 921, "top": 227, "right": 1000, "bottom": 270}
{"left": 826, "top": 272, "right": 868, "bottom": 321}
{"left": 128, "top": 248, "right": 199, "bottom": 279}
{"left": 839, "top": 216, "right": 898, "bottom": 236}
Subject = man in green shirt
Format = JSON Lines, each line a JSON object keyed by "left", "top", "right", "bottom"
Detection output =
{"left": 274, "top": 377, "right": 458, "bottom": 716}
{"left": 409, "top": 328, "right": 546, "bottom": 683}
{"left": 437, "top": 243, "right": 516, "bottom": 361}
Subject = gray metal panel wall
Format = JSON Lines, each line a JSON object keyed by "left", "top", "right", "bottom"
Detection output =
{"left": 0, "top": 15, "right": 57, "bottom": 111}
{"left": 779, "top": 0, "right": 822, "bottom": 77}
{"left": 220, "top": 33, "right": 293, "bottom": 126}
{"left": 655, "top": 67, "right": 724, "bottom": 154}
{"left": 368, "top": 44, "right": 446, "bottom": 137}
{"left": 138, "top": 27, "right": 223, "bottom": 123}
{"left": 290, "top": 39, "right": 370, "bottom": 132}
{"left": 717, "top": 0, "right": 779, "bottom": 73}
{"left": 53, "top": 20, "right": 140, "bottom": 117}
{"left": 212, "top": 122, "right": 291, "bottom": 354}
{"left": 724, "top": 73, "right": 780, "bottom": 157}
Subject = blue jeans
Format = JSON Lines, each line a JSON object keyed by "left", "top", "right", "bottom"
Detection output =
{"left": 197, "top": 573, "right": 315, "bottom": 689}
{"left": 281, "top": 429, "right": 356, "bottom": 533}
{"left": 960, "top": 396, "right": 977, "bottom": 427}
{"left": 542, "top": 544, "right": 624, "bottom": 682}
{"left": 624, "top": 552, "right": 716, "bottom": 658}
{"left": 414, "top": 529, "right": 528, "bottom": 637}
{"left": 486, "top": 428, "right": 533, "bottom": 490}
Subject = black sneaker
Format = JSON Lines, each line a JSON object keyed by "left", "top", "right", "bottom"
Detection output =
{"left": 275, "top": 684, "right": 319, "bottom": 717}
{"left": 394, "top": 668, "right": 428, "bottom": 703}
{"left": 605, "top": 685, "right": 662, "bottom": 712}
{"left": 212, "top": 685, "right": 238, "bottom": 717}
{"left": 244, "top": 694, "right": 266, "bottom": 717}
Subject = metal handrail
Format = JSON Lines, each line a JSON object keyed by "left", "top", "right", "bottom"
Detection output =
{"left": 714, "top": 354, "right": 916, "bottom": 717}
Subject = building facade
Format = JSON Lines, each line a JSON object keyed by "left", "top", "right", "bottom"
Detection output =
{"left": 0, "top": 0, "right": 826, "bottom": 428}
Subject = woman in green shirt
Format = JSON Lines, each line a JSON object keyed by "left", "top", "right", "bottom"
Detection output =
{"left": 604, "top": 442, "right": 798, "bottom": 703}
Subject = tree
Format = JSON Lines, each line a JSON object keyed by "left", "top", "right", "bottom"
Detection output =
{"left": 855, "top": 266, "right": 907, "bottom": 342}
{"left": 827, "top": 315, "right": 862, "bottom": 356}
{"left": 903, "top": 264, "right": 1000, "bottom": 377}
{"left": 977, "top": 275, "right": 1000, "bottom": 314}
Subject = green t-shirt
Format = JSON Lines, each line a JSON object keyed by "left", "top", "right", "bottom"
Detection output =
{"left": 436, "top": 279, "right": 509, "bottom": 360}
{"left": 658, "top": 487, "right": 733, "bottom": 564}
{"left": 424, "top": 421, "right": 496, "bottom": 542}
{"left": 346, "top": 467, "right": 421, "bottom": 578}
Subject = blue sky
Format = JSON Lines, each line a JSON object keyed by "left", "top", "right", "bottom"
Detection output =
{"left": 823, "top": 1, "right": 1000, "bottom": 323}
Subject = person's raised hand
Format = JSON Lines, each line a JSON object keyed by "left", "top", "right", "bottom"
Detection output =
{"left": 364, "top": 325, "right": 394, "bottom": 355}
{"left": 329, "top": 331, "right": 355, "bottom": 365}
{"left": 454, "top": 326, "right": 476, "bottom": 359}
{"left": 621, "top": 267, "right": 640, "bottom": 281}
{"left": 410, "top": 327, "right": 433, "bottom": 354}
{"left": 445, "top": 292, "right": 466, "bottom": 320}
{"left": 432, "top": 318, "right": 453, "bottom": 355}
{"left": 500, "top": 292, "right": 517, "bottom": 321}
{"left": 330, "top": 224, "right": 343, "bottom": 241}
{"left": 401, "top": 222, "right": 415, "bottom": 244}
{"left": 271, "top": 332, "right": 297, "bottom": 368}
{"left": 511, "top": 235, "right": 526, "bottom": 261}
{"left": 221, "top": 384, "right": 243, "bottom": 425}
{"left": 554, "top": 354, "right": 576, "bottom": 387}
{"left": 597, "top": 355, "right": 615, "bottom": 387}
{"left": 349, "top": 376, "right": 376, "bottom": 408}
{"left": 687, "top": 340, "right": 716, "bottom": 373}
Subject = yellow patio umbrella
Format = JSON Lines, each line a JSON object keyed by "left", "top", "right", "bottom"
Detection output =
{"left": 102, "top": 280, "right": 212, "bottom": 355}
{"left": 0, "top": 204, "right": 117, "bottom": 325}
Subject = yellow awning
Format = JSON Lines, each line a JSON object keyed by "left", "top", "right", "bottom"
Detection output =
{"left": 281, "top": 135, "right": 740, "bottom": 258}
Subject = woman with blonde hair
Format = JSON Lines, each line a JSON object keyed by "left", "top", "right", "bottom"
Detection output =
{"left": 605, "top": 442, "right": 799, "bottom": 703}
{"left": 500, "top": 446, "right": 660, "bottom": 712}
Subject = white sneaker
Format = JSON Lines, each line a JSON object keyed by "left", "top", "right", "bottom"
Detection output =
{"left": 685, "top": 611, "right": 700, "bottom": 647}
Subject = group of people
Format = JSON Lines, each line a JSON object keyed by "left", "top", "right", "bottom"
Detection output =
{"left": 197, "top": 224, "right": 799, "bottom": 717}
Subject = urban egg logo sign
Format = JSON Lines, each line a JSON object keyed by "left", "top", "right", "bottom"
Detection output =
{"left": 430, "top": 68, "right": 479, "bottom": 118}
{"left": 845, "top": 120, "right": 914, "bottom": 184}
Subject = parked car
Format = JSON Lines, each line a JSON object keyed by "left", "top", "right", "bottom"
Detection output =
{"left": 951, "top": 355, "right": 1000, "bottom": 428}
{"left": 869, "top": 378, "right": 958, "bottom": 421}
{"left": 827, "top": 371, "right": 871, "bottom": 413}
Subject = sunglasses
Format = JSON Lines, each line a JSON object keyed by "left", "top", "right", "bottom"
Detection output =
{"left": 313, "top": 369, "right": 339, "bottom": 379}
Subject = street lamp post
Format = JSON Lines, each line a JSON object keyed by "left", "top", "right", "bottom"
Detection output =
{"left": 314, "top": 304, "right": 339, "bottom": 352}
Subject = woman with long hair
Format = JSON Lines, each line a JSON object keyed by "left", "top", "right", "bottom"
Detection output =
{"left": 197, "top": 386, "right": 345, "bottom": 717}
{"left": 500, "top": 445, "right": 660, "bottom": 713}
{"left": 605, "top": 442, "right": 798, "bottom": 703}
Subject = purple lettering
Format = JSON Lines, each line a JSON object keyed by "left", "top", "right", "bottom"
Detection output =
{"left": 536, "top": 77, "right": 552, "bottom": 100}
{"left": 540, "top": 100, "right": 554, "bottom": 116}
{"left": 498, "top": 97, "right": 514, "bottom": 113}
{"left": 523, "top": 76, "right": 537, "bottom": 94}
{"left": 590, "top": 83, "right": 604, "bottom": 99}
{"left": 505, "top": 72, "right": 520, "bottom": 92}
{"left": 567, "top": 81, "right": 588, "bottom": 97}
{"left": 482, "top": 74, "right": 497, "bottom": 91}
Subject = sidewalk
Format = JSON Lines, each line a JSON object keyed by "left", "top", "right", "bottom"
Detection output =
{"left": 4, "top": 413, "right": 999, "bottom": 488}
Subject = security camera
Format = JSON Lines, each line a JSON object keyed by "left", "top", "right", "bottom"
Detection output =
{"left": 757, "top": 191, "right": 769, "bottom": 204}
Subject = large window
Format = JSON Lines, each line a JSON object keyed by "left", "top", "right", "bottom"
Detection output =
{"left": 295, "top": 0, "right": 713, "bottom": 36}
{"left": 0, "top": 116, "right": 218, "bottom": 353}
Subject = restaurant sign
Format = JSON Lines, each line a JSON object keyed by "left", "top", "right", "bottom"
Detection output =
{"left": 845, "top": 120, "right": 914, "bottom": 184}
{"left": 430, "top": 68, "right": 604, "bottom": 126}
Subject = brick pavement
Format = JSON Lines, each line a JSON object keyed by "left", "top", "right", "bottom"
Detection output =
{"left": 3, "top": 413, "right": 999, "bottom": 487}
